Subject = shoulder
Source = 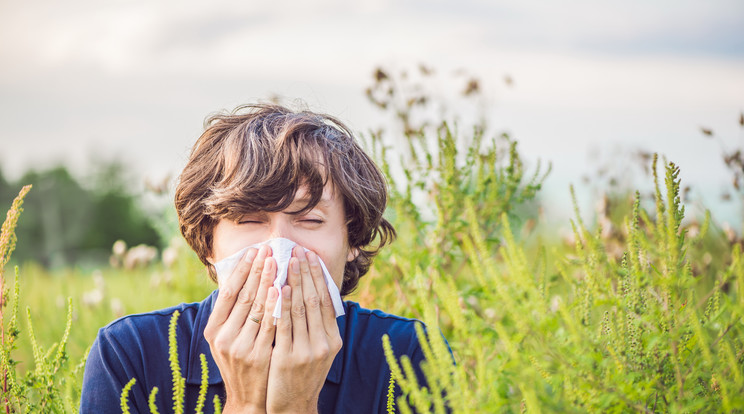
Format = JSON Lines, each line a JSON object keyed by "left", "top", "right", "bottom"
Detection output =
{"left": 94, "top": 294, "right": 213, "bottom": 360}
{"left": 81, "top": 293, "right": 218, "bottom": 413}
{"left": 344, "top": 301, "right": 422, "bottom": 327}
{"left": 98, "top": 300, "right": 201, "bottom": 342}
{"left": 342, "top": 301, "right": 425, "bottom": 354}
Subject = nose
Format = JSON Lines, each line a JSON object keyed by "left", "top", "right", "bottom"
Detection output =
{"left": 267, "top": 214, "right": 294, "bottom": 241}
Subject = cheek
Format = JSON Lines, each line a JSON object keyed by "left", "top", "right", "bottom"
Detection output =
{"left": 306, "top": 243, "right": 348, "bottom": 290}
{"left": 324, "top": 256, "right": 347, "bottom": 290}
{"left": 210, "top": 221, "right": 265, "bottom": 263}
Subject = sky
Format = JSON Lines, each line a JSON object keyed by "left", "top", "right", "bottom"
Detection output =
{"left": 1, "top": 0, "right": 743, "bottom": 225}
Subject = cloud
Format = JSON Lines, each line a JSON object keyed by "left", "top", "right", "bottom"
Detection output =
{"left": 3, "top": 0, "right": 742, "bottom": 84}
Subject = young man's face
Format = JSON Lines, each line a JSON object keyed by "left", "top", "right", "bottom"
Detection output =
{"left": 208, "top": 183, "right": 355, "bottom": 290}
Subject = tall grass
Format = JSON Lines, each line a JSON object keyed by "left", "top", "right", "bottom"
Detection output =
{"left": 378, "top": 147, "right": 743, "bottom": 411}
{"left": 363, "top": 67, "right": 743, "bottom": 412}
{"left": 0, "top": 186, "right": 83, "bottom": 412}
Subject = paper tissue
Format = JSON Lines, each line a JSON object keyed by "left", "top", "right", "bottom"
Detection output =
{"left": 213, "top": 238, "right": 345, "bottom": 320}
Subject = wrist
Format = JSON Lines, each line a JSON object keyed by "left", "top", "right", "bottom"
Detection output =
{"left": 268, "top": 409, "right": 317, "bottom": 414}
{"left": 223, "top": 403, "right": 266, "bottom": 414}
{"left": 268, "top": 401, "right": 318, "bottom": 414}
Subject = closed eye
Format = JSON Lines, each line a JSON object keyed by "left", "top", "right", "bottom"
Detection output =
{"left": 301, "top": 219, "right": 324, "bottom": 224}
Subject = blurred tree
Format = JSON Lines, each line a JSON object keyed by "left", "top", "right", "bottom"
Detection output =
{"left": 13, "top": 166, "right": 92, "bottom": 267}
{"left": 2, "top": 162, "right": 161, "bottom": 267}
{"left": 79, "top": 159, "right": 161, "bottom": 258}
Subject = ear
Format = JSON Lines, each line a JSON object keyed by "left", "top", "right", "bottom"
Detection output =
{"left": 347, "top": 247, "right": 360, "bottom": 262}
{"left": 206, "top": 255, "right": 214, "bottom": 265}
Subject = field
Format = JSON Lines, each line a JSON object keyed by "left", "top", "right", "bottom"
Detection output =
{"left": 2, "top": 77, "right": 743, "bottom": 412}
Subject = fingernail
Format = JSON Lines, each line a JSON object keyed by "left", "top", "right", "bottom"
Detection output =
{"left": 282, "top": 285, "right": 291, "bottom": 298}
{"left": 269, "top": 287, "right": 278, "bottom": 299}
{"left": 290, "top": 259, "right": 299, "bottom": 273}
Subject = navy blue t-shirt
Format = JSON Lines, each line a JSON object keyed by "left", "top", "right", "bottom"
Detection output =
{"left": 80, "top": 290, "right": 432, "bottom": 413}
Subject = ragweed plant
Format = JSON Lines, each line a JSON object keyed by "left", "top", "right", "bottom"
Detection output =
{"left": 0, "top": 185, "right": 86, "bottom": 412}
{"left": 361, "top": 65, "right": 549, "bottom": 319}
{"left": 382, "top": 155, "right": 744, "bottom": 412}
{"left": 0, "top": 185, "right": 29, "bottom": 411}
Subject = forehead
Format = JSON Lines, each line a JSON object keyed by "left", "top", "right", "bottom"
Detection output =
{"left": 289, "top": 183, "right": 342, "bottom": 212}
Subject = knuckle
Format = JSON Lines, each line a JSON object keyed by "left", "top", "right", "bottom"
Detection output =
{"left": 204, "top": 334, "right": 213, "bottom": 344}
{"left": 313, "top": 344, "right": 330, "bottom": 360}
{"left": 219, "top": 287, "right": 235, "bottom": 301}
{"left": 235, "top": 260, "right": 251, "bottom": 275}
{"left": 261, "top": 276, "right": 274, "bottom": 288}
{"left": 279, "top": 320, "right": 292, "bottom": 331}
{"left": 236, "top": 289, "right": 254, "bottom": 306}
{"left": 299, "top": 261, "right": 310, "bottom": 272}
{"left": 252, "top": 301, "right": 265, "bottom": 314}
{"left": 261, "top": 320, "right": 275, "bottom": 334}
{"left": 330, "top": 337, "right": 343, "bottom": 353}
{"left": 291, "top": 303, "right": 306, "bottom": 318}
{"left": 203, "top": 326, "right": 216, "bottom": 341}
{"left": 228, "top": 344, "right": 245, "bottom": 360}
{"left": 305, "top": 294, "right": 321, "bottom": 310}
{"left": 296, "top": 352, "right": 311, "bottom": 365}
{"left": 245, "top": 353, "right": 262, "bottom": 367}
{"left": 212, "top": 336, "right": 231, "bottom": 353}
{"left": 309, "top": 261, "right": 322, "bottom": 273}
{"left": 318, "top": 292, "right": 332, "bottom": 307}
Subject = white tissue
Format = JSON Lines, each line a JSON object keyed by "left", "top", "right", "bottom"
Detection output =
{"left": 213, "top": 238, "right": 345, "bottom": 320}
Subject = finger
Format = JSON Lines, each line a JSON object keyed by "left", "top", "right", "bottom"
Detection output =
{"left": 207, "top": 247, "right": 260, "bottom": 330}
{"left": 235, "top": 256, "right": 276, "bottom": 344}
{"left": 248, "top": 245, "right": 271, "bottom": 286}
{"left": 249, "top": 255, "right": 277, "bottom": 321}
{"left": 299, "top": 250, "right": 325, "bottom": 345}
{"left": 253, "top": 286, "right": 279, "bottom": 360}
{"left": 220, "top": 246, "right": 270, "bottom": 335}
{"left": 306, "top": 251, "right": 339, "bottom": 336}
{"left": 274, "top": 285, "right": 293, "bottom": 353}
{"left": 289, "top": 255, "right": 309, "bottom": 346}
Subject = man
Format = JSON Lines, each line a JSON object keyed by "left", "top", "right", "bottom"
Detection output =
{"left": 81, "top": 104, "right": 433, "bottom": 413}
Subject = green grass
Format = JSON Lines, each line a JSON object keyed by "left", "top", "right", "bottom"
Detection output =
{"left": 13, "top": 256, "right": 214, "bottom": 374}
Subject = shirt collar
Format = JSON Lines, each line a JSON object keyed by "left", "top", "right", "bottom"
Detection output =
{"left": 186, "top": 290, "right": 347, "bottom": 385}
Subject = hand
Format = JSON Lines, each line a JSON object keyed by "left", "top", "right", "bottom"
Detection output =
{"left": 203, "top": 245, "right": 279, "bottom": 414}
{"left": 266, "top": 247, "right": 343, "bottom": 414}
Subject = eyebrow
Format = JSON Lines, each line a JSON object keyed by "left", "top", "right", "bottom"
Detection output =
{"left": 286, "top": 196, "right": 332, "bottom": 212}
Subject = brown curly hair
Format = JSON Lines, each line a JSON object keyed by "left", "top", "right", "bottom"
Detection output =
{"left": 174, "top": 103, "right": 395, "bottom": 296}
